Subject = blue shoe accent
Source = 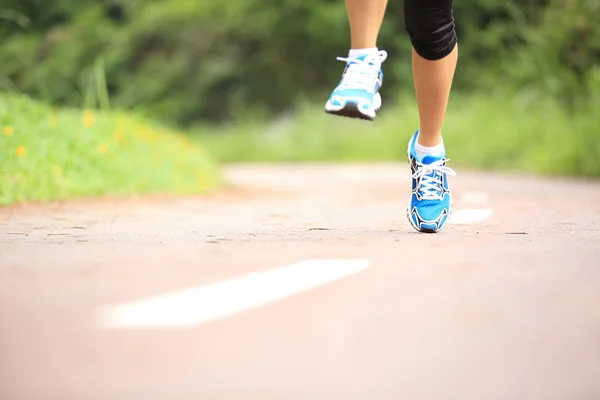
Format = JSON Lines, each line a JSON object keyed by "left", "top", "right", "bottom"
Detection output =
{"left": 406, "top": 130, "right": 456, "bottom": 233}
{"left": 325, "top": 51, "right": 387, "bottom": 121}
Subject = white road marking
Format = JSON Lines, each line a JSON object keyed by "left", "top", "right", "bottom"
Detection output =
{"left": 96, "top": 259, "right": 370, "bottom": 330}
{"left": 449, "top": 209, "right": 493, "bottom": 225}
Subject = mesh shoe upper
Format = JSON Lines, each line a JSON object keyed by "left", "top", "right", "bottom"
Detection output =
{"left": 407, "top": 131, "right": 456, "bottom": 233}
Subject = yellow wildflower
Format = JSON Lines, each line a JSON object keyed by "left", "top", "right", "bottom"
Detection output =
{"left": 97, "top": 142, "right": 108, "bottom": 154}
{"left": 16, "top": 146, "right": 26, "bottom": 157}
{"left": 82, "top": 110, "right": 95, "bottom": 128}
{"left": 52, "top": 165, "right": 63, "bottom": 175}
{"left": 3, "top": 126, "right": 14, "bottom": 136}
{"left": 113, "top": 129, "right": 123, "bottom": 140}
{"left": 49, "top": 115, "right": 58, "bottom": 128}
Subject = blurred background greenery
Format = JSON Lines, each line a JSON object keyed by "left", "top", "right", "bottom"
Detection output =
{"left": 0, "top": 0, "right": 599, "bottom": 203}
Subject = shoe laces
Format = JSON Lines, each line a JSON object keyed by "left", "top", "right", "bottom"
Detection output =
{"left": 412, "top": 158, "right": 456, "bottom": 200}
{"left": 335, "top": 50, "right": 387, "bottom": 91}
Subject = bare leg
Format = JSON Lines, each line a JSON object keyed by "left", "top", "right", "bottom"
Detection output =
{"left": 345, "top": 0, "right": 389, "bottom": 49}
{"left": 412, "top": 45, "right": 458, "bottom": 147}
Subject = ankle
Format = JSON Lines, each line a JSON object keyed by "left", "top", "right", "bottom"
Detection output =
{"left": 415, "top": 133, "right": 445, "bottom": 160}
{"left": 416, "top": 130, "right": 442, "bottom": 147}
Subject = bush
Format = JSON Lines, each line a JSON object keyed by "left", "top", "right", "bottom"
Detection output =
{"left": 0, "top": 0, "right": 598, "bottom": 126}
{"left": 0, "top": 92, "right": 221, "bottom": 205}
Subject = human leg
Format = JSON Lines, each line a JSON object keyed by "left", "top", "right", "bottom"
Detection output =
{"left": 324, "top": 0, "right": 390, "bottom": 121}
{"left": 404, "top": 0, "right": 458, "bottom": 233}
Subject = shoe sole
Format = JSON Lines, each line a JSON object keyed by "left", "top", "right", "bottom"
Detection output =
{"left": 325, "top": 102, "right": 375, "bottom": 121}
{"left": 324, "top": 93, "right": 381, "bottom": 121}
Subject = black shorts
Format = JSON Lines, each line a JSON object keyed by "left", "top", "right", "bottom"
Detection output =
{"left": 404, "top": 0, "right": 457, "bottom": 60}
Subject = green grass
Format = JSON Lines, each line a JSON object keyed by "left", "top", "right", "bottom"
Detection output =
{"left": 195, "top": 94, "right": 600, "bottom": 178}
{"left": 2, "top": 91, "right": 597, "bottom": 207}
{"left": 0, "top": 93, "right": 221, "bottom": 205}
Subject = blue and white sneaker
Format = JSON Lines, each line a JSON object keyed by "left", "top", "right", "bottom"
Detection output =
{"left": 324, "top": 50, "right": 387, "bottom": 121}
{"left": 407, "top": 130, "right": 457, "bottom": 233}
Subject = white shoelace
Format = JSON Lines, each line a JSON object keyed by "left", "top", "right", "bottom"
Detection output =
{"left": 412, "top": 158, "right": 457, "bottom": 200}
{"left": 335, "top": 50, "right": 388, "bottom": 91}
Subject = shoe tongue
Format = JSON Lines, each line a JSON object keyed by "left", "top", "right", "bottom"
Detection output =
{"left": 350, "top": 54, "right": 376, "bottom": 66}
{"left": 421, "top": 154, "right": 444, "bottom": 165}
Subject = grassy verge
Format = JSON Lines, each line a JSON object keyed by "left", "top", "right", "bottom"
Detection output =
{"left": 194, "top": 94, "right": 600, "bottom": 178}
{"left": 0, "top": 93, "right": 221, "bottom": 205}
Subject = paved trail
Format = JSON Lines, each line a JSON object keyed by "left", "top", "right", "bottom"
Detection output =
{"left": 1, "top": 164, "right": 600, "bottom": 399}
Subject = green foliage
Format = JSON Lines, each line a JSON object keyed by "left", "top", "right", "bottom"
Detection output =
{"left": 502, "top": 0, "right": 600, "bottom": 110}
{"left": 195, "top": 93, "right": 600, "bottom": 178}
{"left": 0, "top": 0, "right": 598, "bottom": 126}
{"left": 0, "top": 92, "right": 221, "bottom": 205}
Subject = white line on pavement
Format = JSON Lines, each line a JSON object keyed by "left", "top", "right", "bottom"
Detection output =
{"left": 96, "top": 259, "right": 370, "bottom": 330}
{"left": 449, "top": 209, "right": 493, "bottom": 225}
